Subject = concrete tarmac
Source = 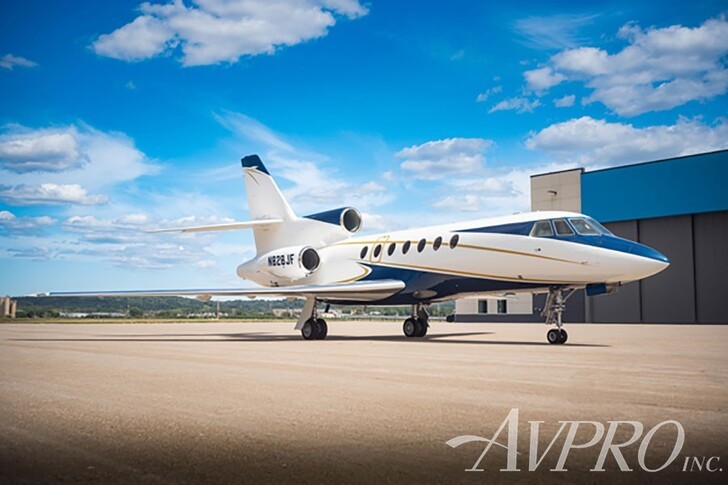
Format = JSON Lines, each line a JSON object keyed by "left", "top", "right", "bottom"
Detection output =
{"left": 1, "top": 321, "right": 726, "bottom": 484}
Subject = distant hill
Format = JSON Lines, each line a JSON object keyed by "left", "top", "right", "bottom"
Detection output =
{"left": 12, "top": 296, "right": 453, "bottom": 319}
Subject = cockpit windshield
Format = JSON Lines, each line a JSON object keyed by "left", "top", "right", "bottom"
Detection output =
{"left": 569, "top": 218, "right": 600, "bottom": 235}
{"left": 584, "top": 217, "right": 613, "bottom": 235}
{"left": 530, "top": 217, "right": 613, "bottom": 237}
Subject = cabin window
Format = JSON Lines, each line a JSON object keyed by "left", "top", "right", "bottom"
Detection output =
{"left": 553, "top": 219, "right": 574, "bottom": 236}
{"left": 478, "top": 300, "right": 488, "bottom": 313}
{"left": 360, "top": 246, "right": 368, "bottom": 259}
{"left": 373, "top": 244, "right": 382, "bottom": 258}
{"left": 402, "top": 240, "right": 411, "bottom": 254}
{"left": 569, "top": 218, "right": 600, "bottom": 236}
{"left": 530, "top": 220, "right": 554, "bottom": 237}
{"left": 449, "top": 234, "right": 459, "bottom": 248}
{"left": 433, "top": 236, "right": 442, "bottom": 251}
{"left": 387, "top": 242, "right": 396, "bottom": 256}
{"left": 497, "top": 300, "right": 508, "bottom": 314}
{"left": 417, "top": 238, "right": 427, "bottom": 252}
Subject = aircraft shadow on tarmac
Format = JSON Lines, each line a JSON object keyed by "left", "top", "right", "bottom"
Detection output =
{"left": 11, "top": 331, "right": 609, "bottom": 347}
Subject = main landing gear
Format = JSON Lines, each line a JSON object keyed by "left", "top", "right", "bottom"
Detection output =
{"left": 299, "top": 299, "right": 328, "bottom": 340}
{"left": 542, "top": 286, "right": 575, "bottom": 345}
{"left": 301, "top": 317, "right": 328, "bottom": 340}
{"left": 403, "top": 304, "right": 429, "bottom": 338}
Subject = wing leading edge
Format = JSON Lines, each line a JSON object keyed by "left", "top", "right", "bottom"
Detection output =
{"left": 42, "top": 279, "right": 406, "bottom": 303}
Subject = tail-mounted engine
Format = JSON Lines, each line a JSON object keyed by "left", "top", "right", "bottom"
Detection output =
{"left": 255, "top": 245, "right": 321, "bottom": 281}
{"left": 304, "top": 207, "right": 362, "bottom": 233}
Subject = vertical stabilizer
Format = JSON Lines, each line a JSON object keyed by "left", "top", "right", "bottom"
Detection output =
{"left": 241, "top": 155, "right": 297, "bottom": 254}
{"left": 241, "top": 155, "right": 296, "bottom": 221}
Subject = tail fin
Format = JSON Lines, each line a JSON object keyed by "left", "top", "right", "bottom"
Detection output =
{"left": 241, "top": 155, "right": 296, "bottom": 221}
{"left": 241, "top": 155, "right": 297, "bottom": 254}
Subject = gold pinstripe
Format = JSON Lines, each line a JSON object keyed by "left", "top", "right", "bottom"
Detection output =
{"left": 331, "top": 239, "right": 582, "bottom": 265}
{"left": 335, "top": 264, "right": 372, "bottom": 283}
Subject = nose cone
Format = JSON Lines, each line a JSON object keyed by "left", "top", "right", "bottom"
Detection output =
{"left": 631, "top": 242, "right": 670, "bottom": 278}
{"left": 635, "top": 244, "right": 670, "bottom": 264}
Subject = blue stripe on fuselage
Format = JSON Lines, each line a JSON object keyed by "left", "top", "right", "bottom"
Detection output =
{"left": 344, "top": 264, "right": 544, "bottom": 305}
{"left": 550, "top": 234, "right": 669, "bottom": 263}
{"left": 459, "top": 221, "right": 534, "bottom": 236}
{"left": 457, "top": 221, "right": 668, "bottom": 263}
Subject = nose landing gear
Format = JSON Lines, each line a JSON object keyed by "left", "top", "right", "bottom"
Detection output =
{"left": 403, "top": 304, "right": 429, "bottom": 338}
{"left": 542, "top": 286, "right": 574, "bottom": 345}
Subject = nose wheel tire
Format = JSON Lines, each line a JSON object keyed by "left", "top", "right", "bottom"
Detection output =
{"left": 547, "top": 328, "right": 568, "bottom": 345}
{"left": 302, "top": 318, "right": 328, "bottom": 340}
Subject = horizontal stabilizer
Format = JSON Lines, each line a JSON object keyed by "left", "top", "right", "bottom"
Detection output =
{"left": 43, "top": 279, "right": 406, "bottom": 303}
{"left": 146, "top": 219, "right": 282, "bottom": 234}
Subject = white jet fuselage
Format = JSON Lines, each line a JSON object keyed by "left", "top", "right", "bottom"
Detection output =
{"left": 237, "top": 210, "right": 669, "bottom": 305}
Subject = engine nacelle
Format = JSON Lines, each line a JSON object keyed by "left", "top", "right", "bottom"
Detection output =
{"left": 304, "top": 207, "right": 362, "bottom": 233}
{"left": 256, "top": 245, "right": 321, "bottom": 280}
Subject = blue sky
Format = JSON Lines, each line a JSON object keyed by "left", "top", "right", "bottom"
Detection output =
{"left": 1, "top": 0, "right": 727, "bottom": 295}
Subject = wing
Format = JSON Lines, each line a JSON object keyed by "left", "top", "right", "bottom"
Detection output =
{"left": 42, "top": 279, "right": 405, "bottom": 303}
{"left": 146, "top": 219, "right": 282, "bottom": 234}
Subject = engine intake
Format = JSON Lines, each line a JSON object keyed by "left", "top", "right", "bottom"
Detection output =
{"left": 300, "top": 246, "right": 320, "bottom": 272}
{"left": 304, "top": 207, "right": 362, "bottom": 233}
{"left": 257, "top": 245, "right": 321, "bottom": 281}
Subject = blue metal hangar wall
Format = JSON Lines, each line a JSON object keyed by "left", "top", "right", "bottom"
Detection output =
{"left": 457, "top": 149, "right": 728, "bottom": 324}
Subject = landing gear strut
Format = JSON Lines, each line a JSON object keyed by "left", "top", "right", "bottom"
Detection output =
{"left": 403, "top": 303, "right": 428, "bottom": 338}
{"left": 542, "top": 286, "right": 575, "bottom": 345}
{"left": 300, "top": 299, "right": 328, "bottom": 340}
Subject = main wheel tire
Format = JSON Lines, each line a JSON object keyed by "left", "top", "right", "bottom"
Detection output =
{"left": 547, "top": 328, "right": 562, "bottom": 345}
{"left": 559, "top": 329, "right": 568, "bottom": 344}
{"left": 414, "top": 318, "right": 428, "bottom": 337}
{"left": 315, "top": 318, "right": 328, "bottom": 340}
{"left": 301, "top": 319, "right": 316, "bottom": 340}
{"left": 403, "top": 318, "right": 417, "bottom": 338}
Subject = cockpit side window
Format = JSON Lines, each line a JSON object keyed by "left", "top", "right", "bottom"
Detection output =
{"left": 569, "top": 218, "right": 601, "bottom": 235}
{"left": 553, "top": 219, "right": 575, "bottom": 236}
{"left": 530, "top": 220, "right": 554, "bottom": 237}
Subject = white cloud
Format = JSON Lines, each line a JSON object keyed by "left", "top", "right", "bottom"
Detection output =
{"left": 396, "top": 138, "right": 492, "bottom": 180}
{"left": 512, "top": 14, "right": 598, "bottom": 50}
{"left": 92, "top": 0, "right": 369, "bottom": 66}
{"left": 0, "top": 130, "right": 85, "bottom": 173}
{"left": 0, "top": 184, "right": 109, "bottom": 206}
{"left": 0, "top": 210, "right": 55, "bottom": 236}
{"left": 526, "top": 116, "right": 728, "bottom": 166}
{"left": 0, "top": 124, "right": 159, "bottom": 206}
{"left": 475, "top": 86, "right": 502, "bottom": 102}
{"left": 554, "top": 94, "right": 576, "bottom": 107}
{"left": 432, "top": 194, "right": 481, "bottom": 212}
{"left": 488, "top": 97, "right": 541, "bottom": 114}
{"left": 0, "top": 54, "right": 37, "bottom": 70}
{"left": 56, "top": 213, "right": 246, "bottom": 269}
{"left": 523, "top": 66, "right": 565, "bottom": 91}
{"left": 450, "top": 177, "right": 519, "bottom": 197}
{"left": 524, "top": 17, "right": 728, "bottom": 116}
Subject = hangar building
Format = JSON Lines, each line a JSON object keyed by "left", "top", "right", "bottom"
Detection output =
{"left": 454, "top": 149, "right": 728, "bottom": 324}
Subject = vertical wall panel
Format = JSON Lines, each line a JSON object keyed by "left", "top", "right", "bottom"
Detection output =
{"left": 639, "top": 216, "right": 695, "bottom": 323}
{"left": 589, "top": 221, "right": 642, "bottom": 322}
{"left": 693, "top": 211, "right": 728, "bottom": 323}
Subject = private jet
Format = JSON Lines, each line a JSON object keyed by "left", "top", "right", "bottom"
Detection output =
{"left": 47, "top": 155, "right": 670, "bottom": 344}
